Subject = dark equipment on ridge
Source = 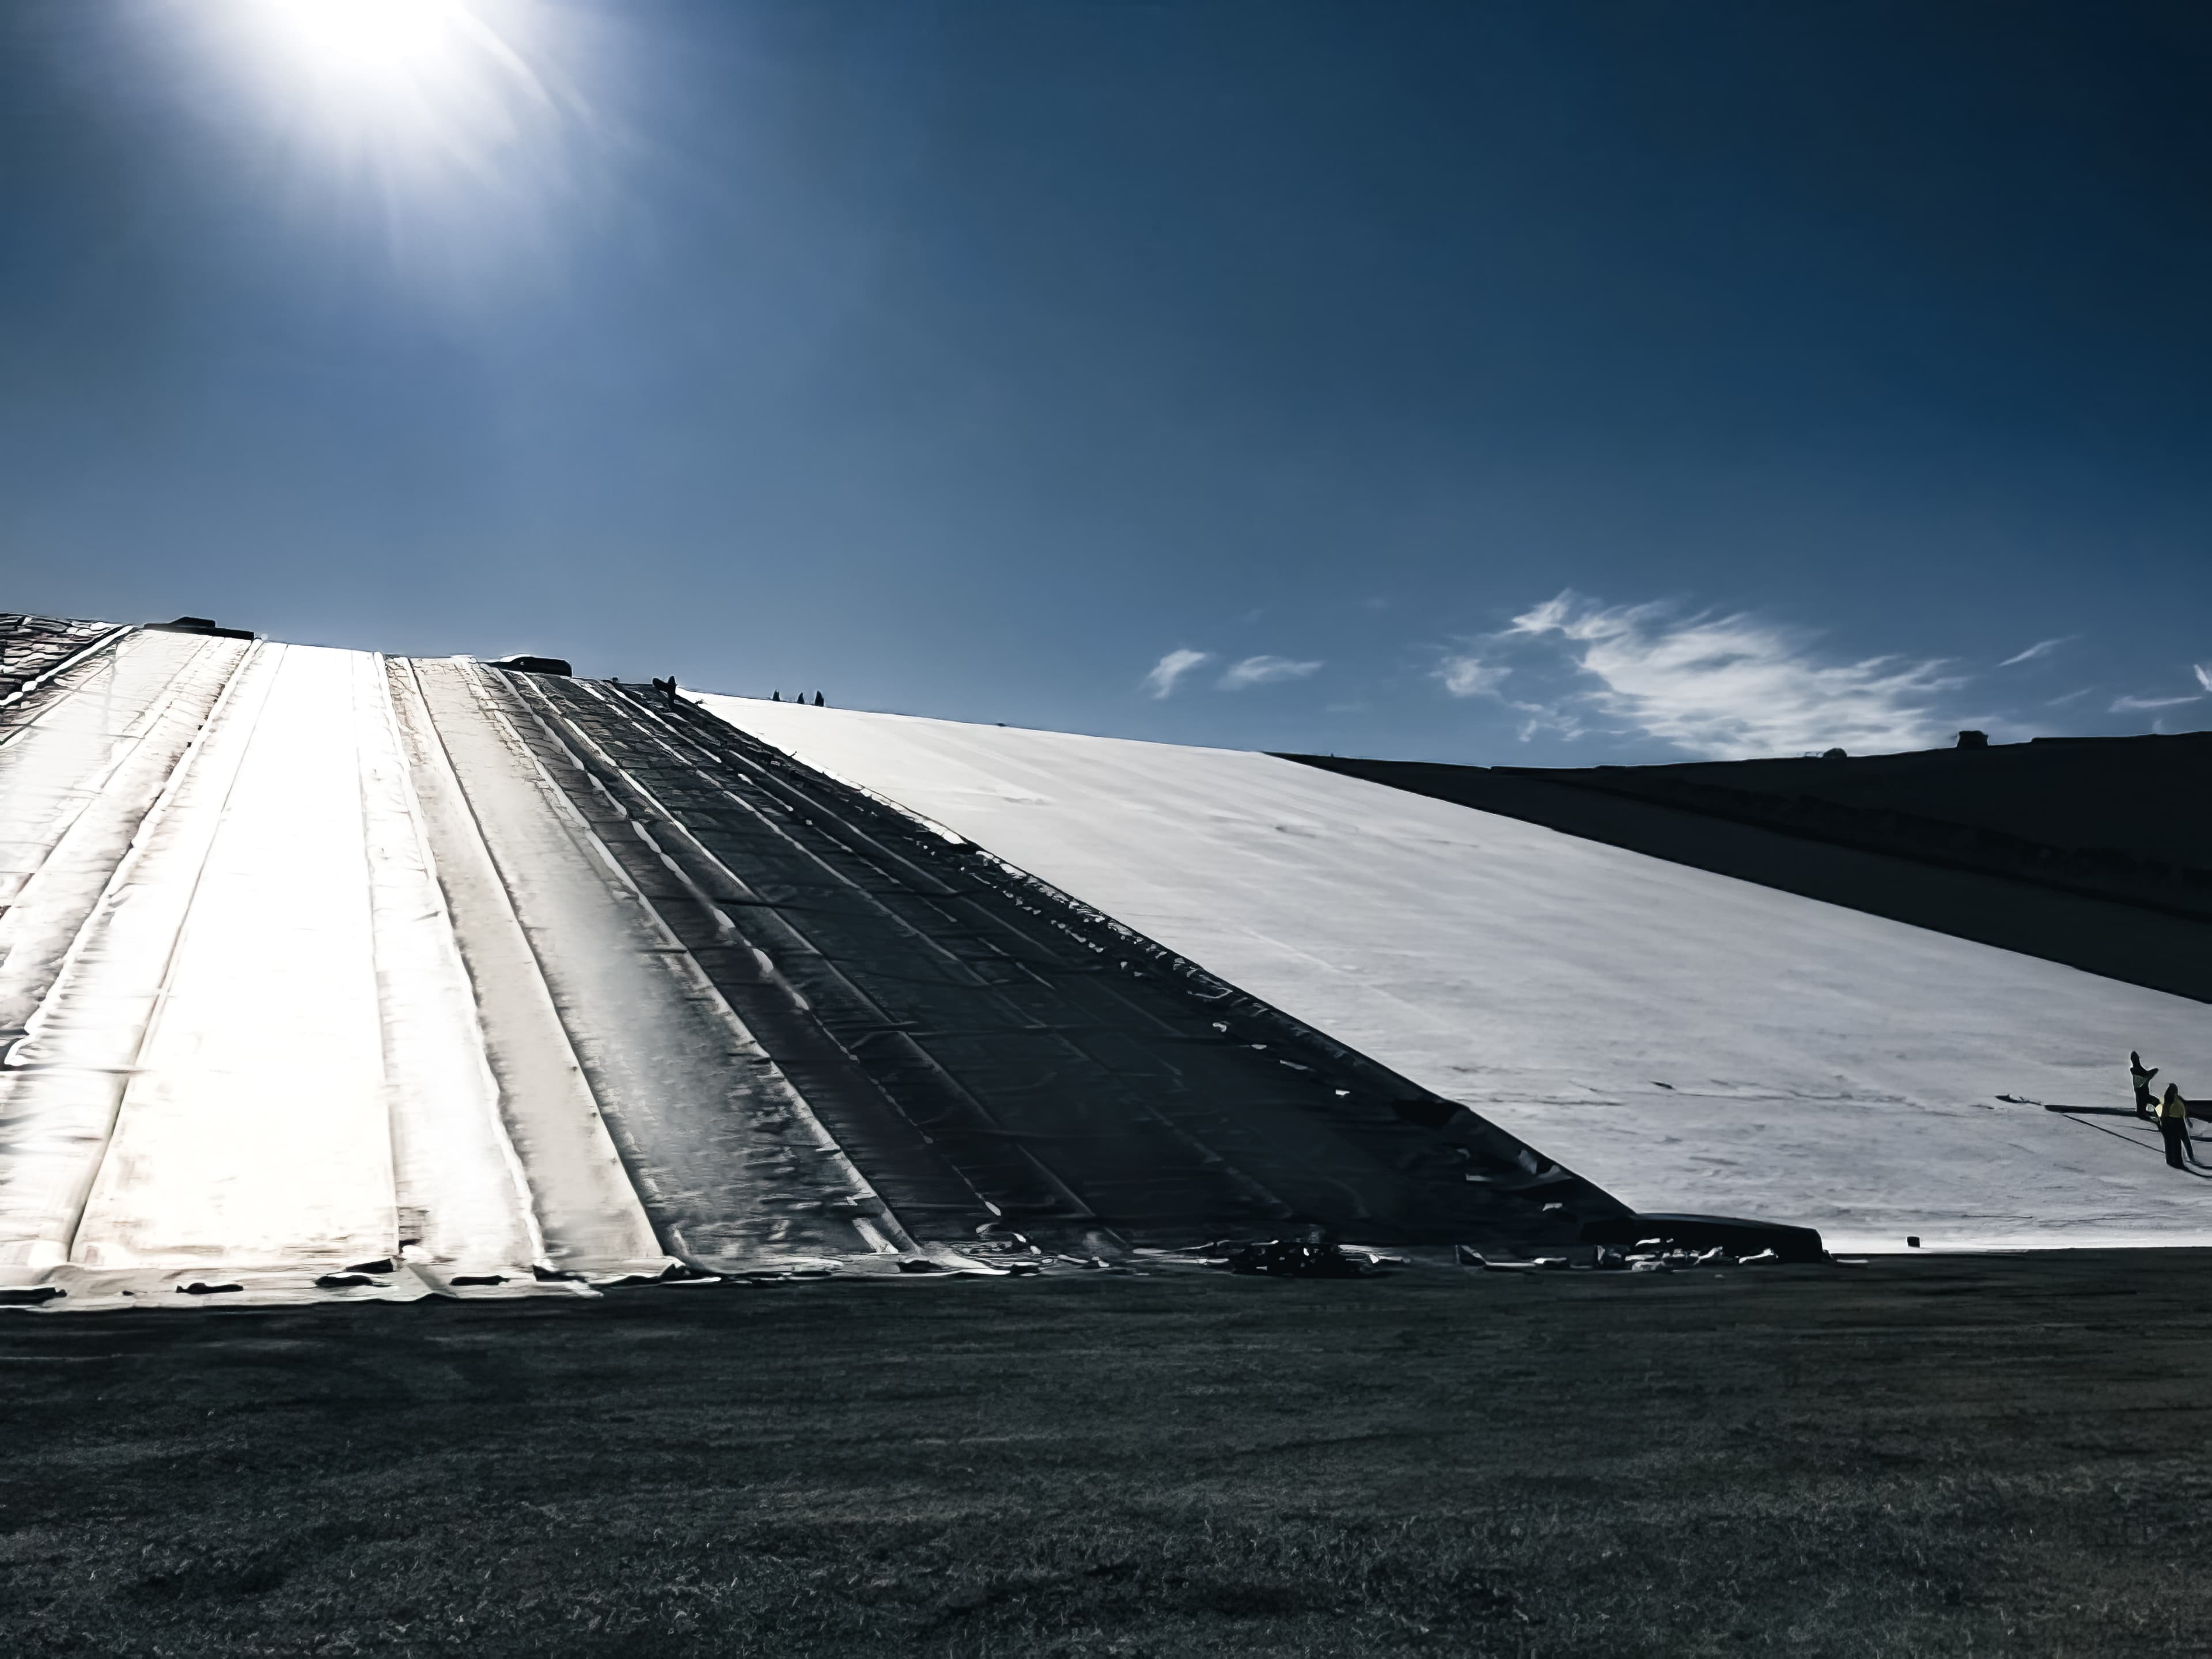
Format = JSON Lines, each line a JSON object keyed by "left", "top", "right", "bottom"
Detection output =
{"left": 1956, "top": 729, "right": 1989, "bottom": 749}
{"left": 145, "top": 616, "right": 254, "bottom": 639}
{"left": 491, "top": 654, "right": 572, "bottom": 677}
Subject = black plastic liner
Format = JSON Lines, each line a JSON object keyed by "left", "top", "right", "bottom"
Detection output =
{"left": 144, "top": 617, "right": 255, "bottom": 641}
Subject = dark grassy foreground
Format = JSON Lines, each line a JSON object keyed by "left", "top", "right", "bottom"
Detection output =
{"left": 6, "top": 1255, "right": 2212, "bottom": 1657}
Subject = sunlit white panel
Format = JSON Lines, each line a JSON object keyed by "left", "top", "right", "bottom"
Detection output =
{"left": 73, "top": 646, "right": 395, "bottom": 1270}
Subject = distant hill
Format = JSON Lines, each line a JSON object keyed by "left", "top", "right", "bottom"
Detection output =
{"left": 1514, "top": 734, "right": 2212, "bottom": 881}
{"left": 1285, "top": 736, "right": 2212, "bottom": 1003}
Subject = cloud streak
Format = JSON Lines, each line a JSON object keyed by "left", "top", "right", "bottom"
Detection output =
{"left": 1140, "top": 649, "right": 1210, "bottom": 699}
{"left": 2196, "top": 663, "right": 2212, "bottom": 693}
{"left": 1999, "top": 637, "right": 2073, "bottom": 667}
{"left": 1220, "top": 654, "right": 1322, "bottom": 690}
{"left": 1501, "top": 592, "right": 1960, "bottom": 760}
{"left": 2111, "top": 694, "right": 2201, "bottom": 712}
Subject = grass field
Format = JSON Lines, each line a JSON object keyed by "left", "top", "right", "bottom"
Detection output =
{"left": 5, "top": 1252, "right": 2210, "bottom": 1656}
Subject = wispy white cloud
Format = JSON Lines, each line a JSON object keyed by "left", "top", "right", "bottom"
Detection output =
{"left": 2195, "top": 663, "right": 2212, "bottom": 693}
{"left": 1999, "top": 637, "right": 2073, "bottom": 668}
{"left": 1220, "top": 654, "right": 1323, "bottom": 690}
{"left": 1437, "top": 653, "right": 1510, "bottom": 698}
{"left": 2111, "top": 693, "right": 2202, "bottom": 712}
{"left": 2046, "top": 687, "right": 2096, "bottom": 707}
{"left": 1509, "top": 700, "right": 1584, "bottom": 744}
{"left": 1503, "top": 592, "right": 1959, "bottom": 759}
{"left": 1141, "top": 649, "right": 1210, "bottom": 700}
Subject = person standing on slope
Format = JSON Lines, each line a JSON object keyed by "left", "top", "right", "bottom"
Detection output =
{"left": 2156, "top": 1084, "right": 2197, "bottom": 1170}
{"left": 2131, "top": 1051, "right": 2160, "bottom": 1119}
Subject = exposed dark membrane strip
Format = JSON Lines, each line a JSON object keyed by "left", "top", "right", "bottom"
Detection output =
{"left": 441, "top": 665, "right": 885, "bottom": 1272}
{"left": 1281, "top": 754, "right": 2212, "bottom": 1005}
{"left": 491, "top": 674, "right": 1631, "bottom": 1251}
{"left": 482, "top": 675, "right": 1048, "bottom": 1248}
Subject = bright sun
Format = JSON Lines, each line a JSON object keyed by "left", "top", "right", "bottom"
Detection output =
{"left": 255, "top": 0, "right": 471, "bottom": 78}
{"left": 222, "top": 0, "right": 558, "bottom": 223}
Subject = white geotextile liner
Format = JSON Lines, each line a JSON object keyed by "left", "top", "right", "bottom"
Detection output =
{"left": 699, "top": 695, "right": 2212, "bottom": 1253}
{"left": 0, "top": 631, "right": 244, "bottom": 1043}
{"left": 67, "top": 645, "right": 396, "bottom": 1269}
{"left": 2, "top": 646, "right": 579, "bottom": 1302}
{"left": 0, "top": 641, "right": 277, "bottom": 1273}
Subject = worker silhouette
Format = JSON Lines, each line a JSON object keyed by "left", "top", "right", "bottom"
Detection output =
{"left": 2157, "top": 1084, "right": 2198, "bottom": 1169}
{"left": 771, "top": 690, "right": 780, "bottom": 701}
{"left": 2131, "top": 1051, "right": 2160, "bottom": 1119}
{"left": 649, "top": 675, "right": 678, "bottom": 707}
{"left": 813, "top": 691, "right": 824, "bottom": 707}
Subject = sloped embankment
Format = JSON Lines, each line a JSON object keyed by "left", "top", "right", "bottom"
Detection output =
{"left": 497, "top": 672, "right": 1624, "bottom": 1253}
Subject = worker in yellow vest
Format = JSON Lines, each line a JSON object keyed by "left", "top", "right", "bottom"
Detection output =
{"left": 2156, "top": 1084, "right": 2196, "bottom": 1170}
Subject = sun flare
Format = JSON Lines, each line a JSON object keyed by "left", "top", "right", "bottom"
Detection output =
{"left": 227, "top": 0, "right": 555, "bottom": 179}
{"left": 255, "top": 0, "right": 469, "bottom": 77}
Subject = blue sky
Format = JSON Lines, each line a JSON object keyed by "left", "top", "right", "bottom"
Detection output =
{"left": 2, "top": 1, "right": 2207, "bottom": 763}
